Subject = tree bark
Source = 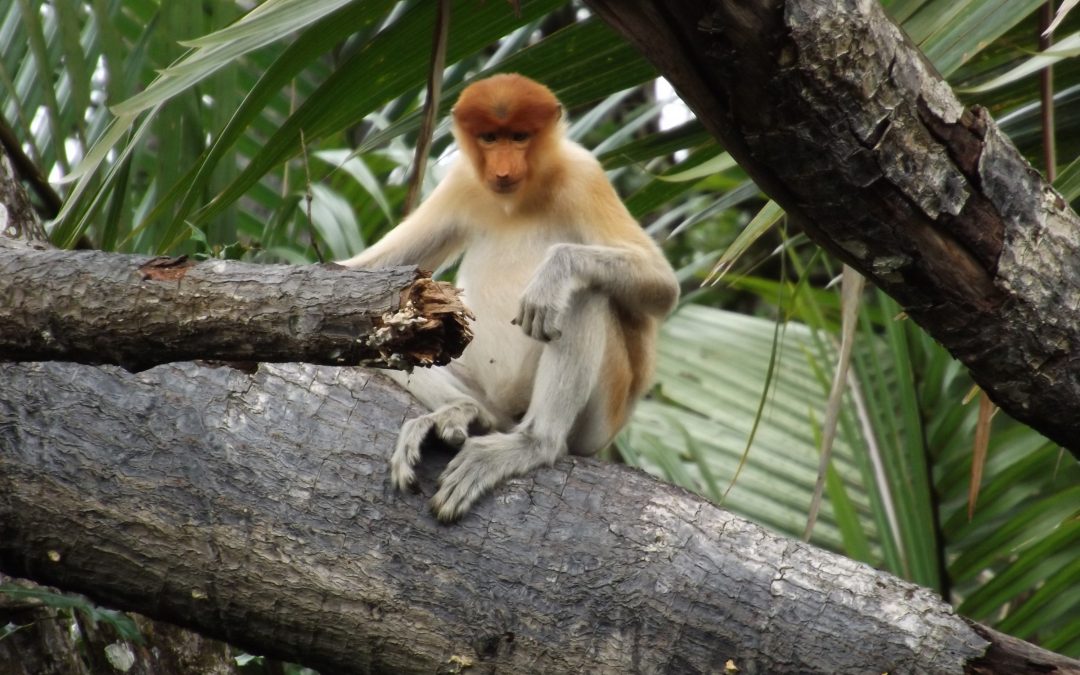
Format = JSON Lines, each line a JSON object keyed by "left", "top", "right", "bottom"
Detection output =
{"left": 586, "top": 0, "right": 1080, "bottom": 457}
{"left": 0, "top": 237, "right": 471, "bottom": 372}
{"left": 2, "top": 360, "right": 1078, "bottom": 674}
{"left": 0, "top": 148, "right": 300, "bottom": 675}
{"left": 0, "top": 151, "right": 48, "bottom": 244}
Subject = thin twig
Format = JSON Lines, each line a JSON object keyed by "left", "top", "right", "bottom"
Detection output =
{"left": 299, "top": 128, "right": 324, "bottom": 264}
{"left": 1040, "top": 1, "right": 1057, "bottom": 182}
{"left": 0, "top": 112, "right": 62, "bottom": 218}
{"left": 803, "top": 265, "right": 864, "bottom": 541}
{"left": 402, "top": 0, "right": 451, "bottom": 216}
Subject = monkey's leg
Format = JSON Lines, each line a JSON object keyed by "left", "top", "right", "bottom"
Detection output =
{"left": 385, "top": 367, "right": 500, "bottom": 492}
{"left": 430, "top": 296, "right": 612, "bottom": 521}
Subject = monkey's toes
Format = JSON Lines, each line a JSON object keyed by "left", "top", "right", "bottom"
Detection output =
{"left": 430, "top": 485, "right": 473, "bottom": 523}
{"left": 438, "top": 424, "right": 468, "bottom": 446}
{"left": 431, "top": 464, "right": 488, "bottom": 522}
{"left": 390, "top": 462, "right": 417, "bottom": 492}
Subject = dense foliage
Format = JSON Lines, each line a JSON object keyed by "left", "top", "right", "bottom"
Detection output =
{"left": 2, "top": 0, "right": 1078, "bottom": 657}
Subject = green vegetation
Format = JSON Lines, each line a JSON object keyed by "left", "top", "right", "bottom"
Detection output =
{"left": 2, "top": 0, "right": 1077, "bottom": 657}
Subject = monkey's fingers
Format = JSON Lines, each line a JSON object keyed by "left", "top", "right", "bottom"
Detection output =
{"left": 515, "top": 303, "right": 541, "bottom": 341}
{"left": 538, "top": 305, "right": 563, "bottom": 342}
{"left": 519, "top": 301, "right": 567, "bottom": 342}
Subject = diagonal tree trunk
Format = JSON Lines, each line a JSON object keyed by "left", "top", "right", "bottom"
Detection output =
{"left": 585, "top": 0, "right": 1080, "bottom": 457}
{"left": 3, "top": 359, "right": 1078, "bottom": 674}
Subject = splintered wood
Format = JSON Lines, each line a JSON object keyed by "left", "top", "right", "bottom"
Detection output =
{"left": 138, "top": 255, "right": 195, "bottom": 281}
{"left": 367, "top": 276, "right": 474, "bottom": 369}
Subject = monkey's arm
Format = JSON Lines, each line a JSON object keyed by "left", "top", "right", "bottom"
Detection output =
{"left": 515, "top": 241, "right": 679, "bottom": 342}
{"left": 527, "top": 152, "right": 679, "bottom": 319}
{"left": 563, "top": 243, "right": 679, "bottom": 315}
{"left": 338, "top": 171, "right": 468, "bottom": 271}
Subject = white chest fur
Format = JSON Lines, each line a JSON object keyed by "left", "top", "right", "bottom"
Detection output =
{"left": 453, "top": 222, "right": 576, "bottom": 418}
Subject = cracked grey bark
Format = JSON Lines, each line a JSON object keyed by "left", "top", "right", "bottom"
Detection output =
{"left": 586, "top": 0, "right": 1080, "bottom": 456}
{"left": 3, "top": 361, "right": 1079, "bottom": 674}
{"left": 0, "top": 237, "right": 471, "bottom": 372}
{"left": 0, "top": 152, "right": 48, "bottom": 244}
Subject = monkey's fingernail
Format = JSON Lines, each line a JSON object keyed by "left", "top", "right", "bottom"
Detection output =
{"left": 510, "top": 318, "right": 518, "bottom": 325}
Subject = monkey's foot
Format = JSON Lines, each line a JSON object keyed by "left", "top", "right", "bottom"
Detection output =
{"left": 430, "top": 432, "right": 560, "bottom": 522}
{"left": 391, "top": 400, "right": 495, "bottom": 491}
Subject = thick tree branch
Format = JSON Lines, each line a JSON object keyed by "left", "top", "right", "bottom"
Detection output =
{"left": 3, "top": 360, "right": 1077, "bottom": 674}
{"left": 586, "top": 0, "right": 1080, "bottom": 457}
{"left": 0, "top": 238, "right": 471, "bottom": 371}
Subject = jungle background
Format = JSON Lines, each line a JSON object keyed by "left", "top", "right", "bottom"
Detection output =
{"left": 1, "top": 0, "right": 1078, "bottom": 669}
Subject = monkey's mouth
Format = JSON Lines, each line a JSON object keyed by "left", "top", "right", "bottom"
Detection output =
{"left": 491, "top": 180, "right": 521, "bottom": 194}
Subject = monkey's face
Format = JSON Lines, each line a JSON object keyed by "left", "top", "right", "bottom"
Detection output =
{"left": 452, "top": 74, "right": 562, "bottom": 198}
{"left": 473, "top": 130, "right": 532, "bottom": 194}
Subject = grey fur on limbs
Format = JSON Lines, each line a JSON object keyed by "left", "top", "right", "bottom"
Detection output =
{"left": 397, "top": 294, "right": 610, "bottom": 522}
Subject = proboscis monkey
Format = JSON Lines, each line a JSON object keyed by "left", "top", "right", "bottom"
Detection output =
{"left": 341, "top": 73, "right": 679, "bottom": 521}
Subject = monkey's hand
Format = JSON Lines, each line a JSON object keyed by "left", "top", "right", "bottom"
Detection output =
{"left": 391, "top": 400, "right": 495, "bottom": 491}
{"left": 514, "top": 245, "right": 585, "bottom": 342}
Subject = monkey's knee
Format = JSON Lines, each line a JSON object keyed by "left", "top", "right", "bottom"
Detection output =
{"left": 566, "top": 411, "right": 616, "bottom": 457}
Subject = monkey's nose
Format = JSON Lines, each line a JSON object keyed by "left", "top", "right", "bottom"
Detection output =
{"left": 492, "top": 178, "right": 519, "bottom": 193}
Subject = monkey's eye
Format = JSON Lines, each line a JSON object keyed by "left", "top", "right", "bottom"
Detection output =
{"left": 511, "top": 131, "right": 530, "bottom": 142}
{"left": 478, "top": 132, "right": 498, "bottom": 144}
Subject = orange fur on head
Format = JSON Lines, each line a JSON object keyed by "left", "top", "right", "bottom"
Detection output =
{"left": 452, "top": 74, "right": 562, "bottom": 195}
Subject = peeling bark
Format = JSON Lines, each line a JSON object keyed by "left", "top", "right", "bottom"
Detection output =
{"left": 8, "top": 359, "right": 1075, "bottom": 674}
{"left": 0, "top": 237, "right": 471, "bottom": 372}
{"left": 586, "top": 0, "right": 1080, "bottom": 456}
